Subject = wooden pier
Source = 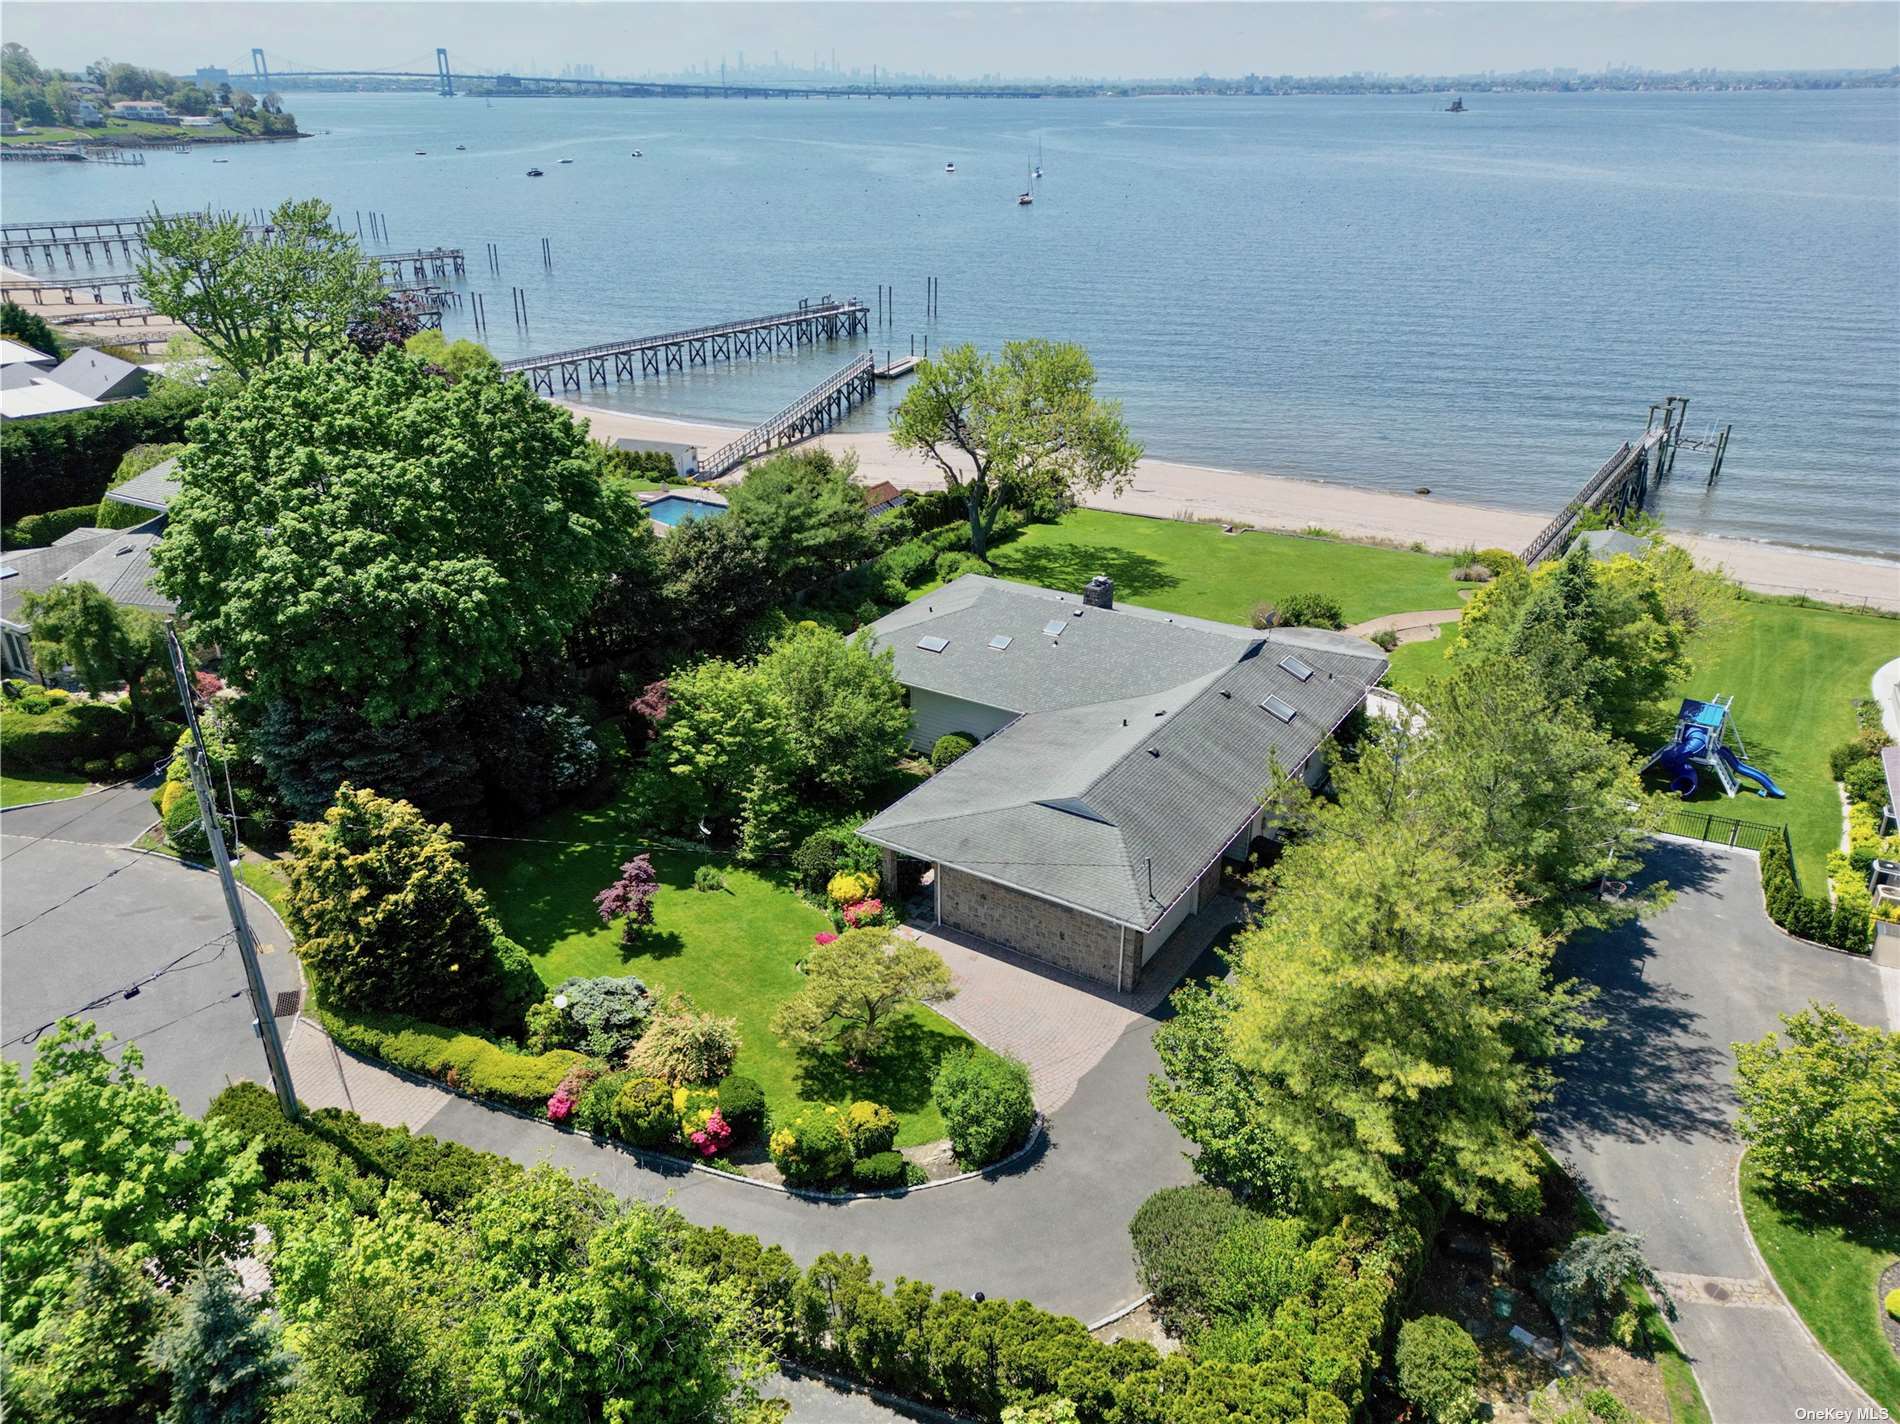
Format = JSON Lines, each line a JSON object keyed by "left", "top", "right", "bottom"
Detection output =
{"left": 1, "top": 273, "right": 143, "bottom": 305}
{"left": 1521, "top": 425, "right": 1670, "bottom": 567}
{"left": 699, "top": 354, "right": 877, "bottom": 479}
{"left": 367, "top": 247, "right": 467, "bottom": 281}
{"left": 874, "top": 355, "right": 920, "bottom": 380}
{"left": 502, "top": 298, "right": 870, "bottom": 396}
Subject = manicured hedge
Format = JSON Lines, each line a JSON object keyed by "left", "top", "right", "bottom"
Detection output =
{"left": 0, "top": 698, "right": 131, "bottom": 770}
{"left": 930, "top": 732, "right": 978, "bottom": 772}
{"left": 315, "top": 1001, "right": 584, "bottom": 1110}
{"left": 1762, "top": 834, "right": 1868, "bottom": 954}
{"left": 932, "top": 1049, "right": 1036, "bottom": 1168}
{"left": 0, "top": 379, "right": 205, "bottom": 519}
{"left": 2, "top": 504, "right": 99, "bottom": 550}
{"left": 221, "top": 1085, "right": 1375, "bottom": 1424}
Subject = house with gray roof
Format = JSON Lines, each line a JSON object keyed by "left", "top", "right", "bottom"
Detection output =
{"left": 44, "top": 349, "right": 149, "bottom": 404}
{"left": 859, "top": 574, "right": 1387, "bottom": 989}
{"left": 1, "top": 525, "right": 174, "bottom": 679}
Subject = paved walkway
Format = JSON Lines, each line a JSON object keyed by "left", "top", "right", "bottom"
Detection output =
{"left": 1543, "top": 840, "right": 1886, "bottom": 1424}
{"left": 1344, "top": 606, "right": 1464, "bottom": 646}
{"left": 901, "top": 897, "right": 1242, "bottom": 1110}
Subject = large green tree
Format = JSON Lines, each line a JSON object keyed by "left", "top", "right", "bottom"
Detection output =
{"left": 0, "top": 1021, "right": 262, "bottom": 1341}
{"left": 756, "top": 622, "right": 911, "bottom": 801}
{"left": 1734, "top": 1003, "right": 1899, "bottom": 1216}
{"left": 3, "top": 1247, "right": 168, "bottom": 1423}
{"left": 1412, "top": 653, "right": 1658, "bottom": 931}
{"left": 890, "top": 340, "right": 1142, "bottom": 557}
{"left": 286, "top": 784, "right": 518, "bottom": 1025}
{"left": 137, "top": 198, "right": 383, "bottom": 380}
{"left": 724, "top": 447, "right": 875, "bottom": 591}
{"left": 18, "top": 582, "right": 168, "bottom": 733}
{"left": 648, "top": 657, "right": 793, "bottom": 832}
{"left": 1453, "top": 543, "right": 1690, "bottom": 739}
{"left": 154, "top": 348, "right": 634, "bottom": 724}
{"left": 1225, "top": 728, "right": 1595, "bottom": 1218}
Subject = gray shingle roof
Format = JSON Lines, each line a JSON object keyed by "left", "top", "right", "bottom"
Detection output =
{"left": 58, "top": 530, "right": 173, "bottom": 614}
{"left": 867, "top": 575, "right": 1261, "bottom": 715}
{"left": 43, "top": 349, "right": 147, "bottom": 402}
{"left": 104, "top": 456, "right": 181, "bottom": 513}
{"left": 2, "top": 533, "right": 120, "bottom": 628}
{"left": 861, "top": 576, "right": 1387, "bottom": 929}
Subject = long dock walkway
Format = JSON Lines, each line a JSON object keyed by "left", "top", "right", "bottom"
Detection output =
{"left": 699, "top": 353, "right": 876, "bottom": 479}
{"left": 1521, "top": 425, "right": 1668, "bottom": 567}
{"left": 503, "top": 299, "right": 870, "bottom": 396}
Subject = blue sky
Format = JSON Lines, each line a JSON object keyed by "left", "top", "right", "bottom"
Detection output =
{"left": 9, "top": 2, "right": 1898, "bottom": 82}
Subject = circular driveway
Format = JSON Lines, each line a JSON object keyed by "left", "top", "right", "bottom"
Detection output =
{"left": 1, "top": 787, "right": 302, "bottom": 1116}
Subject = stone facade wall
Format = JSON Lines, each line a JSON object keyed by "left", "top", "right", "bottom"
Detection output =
{"left": 938, "top": 866, "right": 1134, "bottom": 991}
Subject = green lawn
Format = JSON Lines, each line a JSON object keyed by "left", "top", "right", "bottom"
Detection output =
{"left": 1380, "top": 629, "right": 1458, "bottom": 695}
{"left": 472, "top": 793, "right": 975, "bottom": 1148}
{"left": 0, "top": 772, "right": 91, "bottom": 808}
{"left": 1740, "top": 1154, "right": 1900, "bottom": 1414}
{"left": 1662, "top": 599, "right": 1897, "bottom": 892}
{"left": 982, "top": 509, "right": 1475, "bottom": 627}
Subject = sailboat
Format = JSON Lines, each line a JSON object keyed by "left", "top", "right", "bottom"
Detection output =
{"left": 1033, "top": 138, "right": 1042, "bottom": 179}
{"left": 1016, "top": 158, "right": 1033, "bottom": 205}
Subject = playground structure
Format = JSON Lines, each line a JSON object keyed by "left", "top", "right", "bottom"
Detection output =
{"left": 1645, "top": 696, "right": 1785, "bottom": 800}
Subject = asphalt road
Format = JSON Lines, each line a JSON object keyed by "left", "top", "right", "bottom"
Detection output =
{"left": 1, "top": 785, "right": 302, "bottom": 1116}
{"left": 1543, "top": 840, "right": 1886, "bottom": 1424}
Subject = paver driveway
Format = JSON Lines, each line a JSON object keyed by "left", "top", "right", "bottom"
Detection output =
{"left": 1543, "top": 839, "right": 1887, "bottom": 1424}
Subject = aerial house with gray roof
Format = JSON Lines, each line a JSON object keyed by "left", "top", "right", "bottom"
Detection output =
{"left": 859, "top": 574, "right": 1387, "bottom": 990}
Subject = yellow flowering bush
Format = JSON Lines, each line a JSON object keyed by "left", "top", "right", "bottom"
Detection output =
{"left": 768, "top": 1104, "right": 852, "bottom": 1185}
{"left": 840, "top": 1100, "right": 899, "bottom": 1158}
{"left": 827, "top": 870, "right": 878, "bottom": 906}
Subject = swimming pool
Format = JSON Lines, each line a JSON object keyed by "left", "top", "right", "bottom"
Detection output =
{"left": 645, "top": 494, "right": 725, "bottom": 527}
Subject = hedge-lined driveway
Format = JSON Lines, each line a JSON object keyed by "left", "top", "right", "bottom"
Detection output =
{"left": 1543, "top": 840, "right": 1885, "bottom": 1423}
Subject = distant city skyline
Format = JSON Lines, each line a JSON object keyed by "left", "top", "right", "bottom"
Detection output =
{"left": 7, "top": 2, "right": 1897, "bottom": 84}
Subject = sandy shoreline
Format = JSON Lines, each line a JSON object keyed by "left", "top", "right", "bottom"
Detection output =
{"left": 563, "top": 400, "right": 1900, "bottom": 613}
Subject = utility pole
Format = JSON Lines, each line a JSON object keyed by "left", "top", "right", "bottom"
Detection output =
{"left": 163, "top": 623, "right": 298, "bottom": 1119}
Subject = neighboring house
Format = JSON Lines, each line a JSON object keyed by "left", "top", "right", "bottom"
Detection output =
{"left": 0, "top": 107, "right": 17, "bottom": 135}
{"left": 110, "top": 100, "right": 173, "bottom": 122}
{"left": 179, "top": 115, "right": 225, "bottom": 129}
{"left": 72, "top": 100, "right": 104, "bottom": 126}
{"left": 103, "top": 456, "right": 183, "bottom": 518}
{"left": 858, "top": 574, "right": 1387, "bottom": 989}
{"left": 0, "top": 338, "right": 58, "bottom": 373}
{"left": 862, "top": 480, "right": 908, "bottom": 517}
{"left": 613, "top": 436, "right": 700, "bottom": 479}
{"left": 43, "top": 349, "right": 148, "bottom": 404}
{"left": 67, "top": 81, "right": 106, "bottom": 99}
{"left": 0, "top": 372, "right": 102, "bottom": 421}
{"left": 0, "top": 525, "right": 173, "bottom": 679}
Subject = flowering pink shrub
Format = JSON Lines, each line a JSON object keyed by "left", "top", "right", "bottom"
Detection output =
{"left": 841, "top": 898, "right": 885, "bottom": 928}
{"left": 547, "top": 1090, "right": 576, "bottom": 1123}
{"left": 192, "top": 671, "right": 225, "bottom": 700}
{"left": 688, "top": 1109, "right": 733, "bottom": 1158}
{"left": 813, "top": 930, "right": 839, "bottom": 946}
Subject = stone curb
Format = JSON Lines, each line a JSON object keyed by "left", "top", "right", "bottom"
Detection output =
{"left": 1086, "top": 1292, "right": 1154, "bottom": 1332}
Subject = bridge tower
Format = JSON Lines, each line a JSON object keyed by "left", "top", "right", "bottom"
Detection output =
{"left": 251, "top": 48, "right": 269, "bottom": 85}
{"left": 436, "top": 48, "right": 454, "bottom": 97}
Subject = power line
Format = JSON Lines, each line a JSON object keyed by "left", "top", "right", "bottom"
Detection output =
{"left": 3, "top": 930, "right": 235, "bottom": 1050}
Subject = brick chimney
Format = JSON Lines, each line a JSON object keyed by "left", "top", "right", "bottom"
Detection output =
{"left": 1082, "top": 574, "right": 1115, "bottom": 610}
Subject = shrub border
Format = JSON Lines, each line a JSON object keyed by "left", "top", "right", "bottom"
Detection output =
{"left": 311, "top": 1021, "right": 1047, "bottom": 1203}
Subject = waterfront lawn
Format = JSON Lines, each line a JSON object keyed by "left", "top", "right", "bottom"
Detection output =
{"left": 1662, "top": 598, "right": 1896, "bottom": 892}
{"left": 1740, "top": 1154, "right": 1900, "bottom": 1415}
{"left": 1379, "top": 629, "right": 1458, "bottom": 696}
{"left": 472, "top": 793, "right": 973, "bottom": 1148}
{"left": 0, "top": 771, "right": 90, "bottom": 808}
{"left": 982, "top": 509, "right": 1475, "bottom": 627}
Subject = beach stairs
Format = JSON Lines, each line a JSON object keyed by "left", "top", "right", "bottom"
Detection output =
{"left": 699, "top": 353, "right": 876, "bottom": 480}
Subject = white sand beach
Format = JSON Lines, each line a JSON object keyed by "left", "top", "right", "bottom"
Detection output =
{"left": 562, "top": 400, "right": 1900, "bottom": 614}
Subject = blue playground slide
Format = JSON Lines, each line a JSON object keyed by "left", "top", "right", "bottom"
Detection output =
{"left": 1651, "top": 725, "right": 1709, "bottom": 796}
{"left": 1717, "top": 746, "right": 1786, "bottom": 798}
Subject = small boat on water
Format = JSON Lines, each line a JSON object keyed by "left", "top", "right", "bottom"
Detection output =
{"left": 1446, "top": 96, "right": 1466, "bottom": 113}
{"left": 526, "top": 167, "right": 544, "bottom": 177}
{"left": 1017, "top": 158, "right": 1034, "bottom": 204}
{"left": 1033, "top": 138, "right": 1042, "bottom": 179}
{"left": 415, "top": 150, "right": 427, "bottom": 155}
{"left": 455, "top": 144, "right": 466, "bottom": 150}
{"left": 945, "top": 162, "right": 956, "bottom": 173}
{"left": 559, "top": 157, "right": 574, "bottom": 164}
{"left": 211, "top": 158, "right": 228, "bottom": 164}
{"left": 630, "top": 149, "right": 643, "bottom": 157}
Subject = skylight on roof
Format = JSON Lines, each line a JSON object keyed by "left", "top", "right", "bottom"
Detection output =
{"left": 1260, "top": 694, "right": 1298, "bottom": 723}
{"left": 988, "top": 634, "right": 1012, "bottom": 650}
{"left": 1278, "top": 654, "right": 1316, "bottom": 682}
{"left": 0, "top": 566, "right": 16, "bottom": 580}
{"left": 916, "top": 635, "right": 950, "bottom": 653}
{"left": 1042, "top": 619, "right": 1065, "bottom": 637}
